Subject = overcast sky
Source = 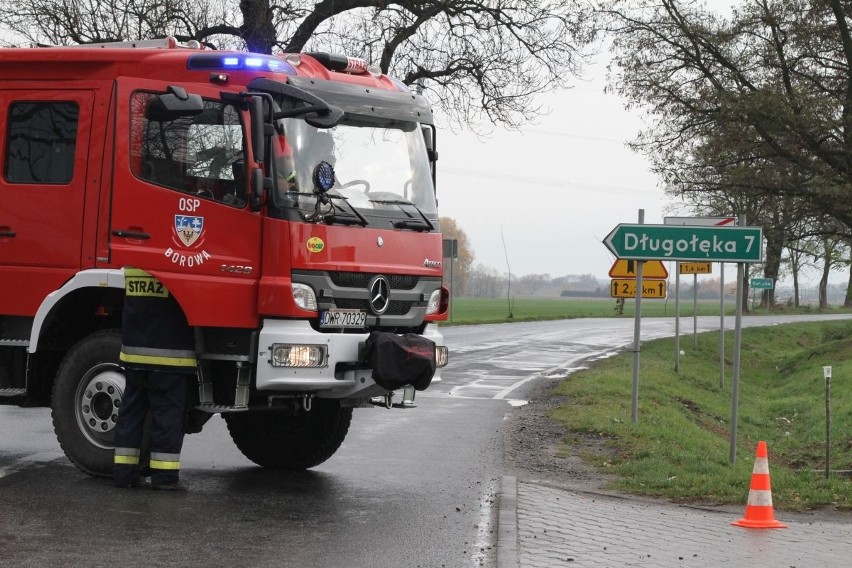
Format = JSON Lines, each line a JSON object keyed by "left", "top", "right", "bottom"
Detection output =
{"left": 435, "top": 1, "right": 845, "bottom": 287}
{"left": 436, "top": 51, "right": 677, "bottom": 281}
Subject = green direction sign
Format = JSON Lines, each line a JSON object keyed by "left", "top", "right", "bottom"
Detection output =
{"left": 603, "top": 224, "right": 763, "bottom": 262}
{"left": 750, "top": 277, "right": 774, "bottom": 289}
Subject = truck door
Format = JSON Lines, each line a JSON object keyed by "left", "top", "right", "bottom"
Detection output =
{"left": 0, "top": 88, "right": 94, "bottom": 316}
{"left": 109, "top": 80, "right": 262, "bottom": 327}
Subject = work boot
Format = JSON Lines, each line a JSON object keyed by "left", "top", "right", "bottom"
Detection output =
{"left": 114, "top": 476, "right": 149, "bottom": 489}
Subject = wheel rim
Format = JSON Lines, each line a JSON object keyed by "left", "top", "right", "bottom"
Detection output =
{"left": 73, "top": 363, "right": 125, "bottom": 450}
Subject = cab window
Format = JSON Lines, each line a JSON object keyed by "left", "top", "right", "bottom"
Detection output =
{"left": 5, "top": 101, "right": 79, "bottom": 184}
{"left": 129, "top": 92, "right": 246, "bottom": 207}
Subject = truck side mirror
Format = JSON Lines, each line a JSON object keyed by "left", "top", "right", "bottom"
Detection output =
{"left": 147, "top": 87, "right": 204, "bottom": 121}
{"left": 250, "top": 96, "right": 267, "bottom": 165}
{"left": 422, "top": 124, "right": 438, "bottom": 190}
{"left": 422, "top": 125, "right": 438, "bottom": 162}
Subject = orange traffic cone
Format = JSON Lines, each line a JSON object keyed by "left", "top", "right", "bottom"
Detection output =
{"left": 732, "top": 441, "right": 787, "bottom": 528}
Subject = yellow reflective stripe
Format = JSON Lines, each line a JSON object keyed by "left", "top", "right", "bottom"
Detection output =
{"left": 115, "top": 447, "right": 140, "bottom": 457}
{"left": 149, "top": 459, "right": 181, "bottom": 471}
{"left": 120, "top": 352, "right": 197, "bottom": 367}
{"left": 123, "top": 268, "right": 150, "bottom": 278}
{"left": 114, "top": 455, "right": 140, "bottom": 465}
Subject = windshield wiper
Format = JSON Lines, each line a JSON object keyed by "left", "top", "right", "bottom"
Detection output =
{"left": 323, "top": 210, "right": 368, "bottom": 226}
{"left": 393, "top": 219, "right": 432, "bottom": 231}
{"left": 286, "top": 191, "right": 369, "bottom": 226}
{"left": 369, "top": 199, "right": 435, "bottom": 231}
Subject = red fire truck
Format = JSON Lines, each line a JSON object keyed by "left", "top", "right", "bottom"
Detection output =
{"left": 0, "top": 38, "right": 449, "bottom": 476}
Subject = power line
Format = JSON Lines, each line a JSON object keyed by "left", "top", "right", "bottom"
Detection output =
{"left": 441, "top": 166, "right": 661, "bottom": 196}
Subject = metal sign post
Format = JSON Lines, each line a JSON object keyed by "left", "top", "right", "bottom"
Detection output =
{"left": 674, "top": 264, "right": 680, "bottom": 373}
{"left": 729, "top": 258, "right": 744, "bottom": 465}
{"left": 603, "top": 214, "right": 763, "bottom": 431}
{"left": 824, "top": 365, "right": 832, "bottom": 479}
{"left": 631, "top": 210, "right": 644, "bottom": 424}
{"left": 662, "top": 217, "right": 739, "bottom": 380}
{"left": 693, "top": 273, "right": 698, "bottom": 348}
{"left": 729, "top": 215, "right": 748, "bottom": 465}
{"left": 443, "top": 239, "right": 458, "bottom": 322}
{"left": 719, "top": 263, "right": 725, "bottom": 389}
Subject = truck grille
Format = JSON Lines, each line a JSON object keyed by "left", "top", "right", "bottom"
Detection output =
{"left": 329, "top": 272, "right": 418, "bottom": 290}
{"left": 334, "top": 298, "right": 410, "bottom": 316}
{"left": 292, "top": 270, "right": 441, "bottom": 331}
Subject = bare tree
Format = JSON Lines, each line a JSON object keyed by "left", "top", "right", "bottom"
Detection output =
{"left": 500, "top": 225, "right": 514, "bottom": 318}
{"left": 602, "top": 0, "right": 852, "bottom": 233}
{"left": 466, "top": 263, "right": 502, "bottom": 298}
{"left": 0, "top": 0, "right": 598, "bottom": 129}
{"left": 518, "top": 273, "right": 550, "bottom": 295}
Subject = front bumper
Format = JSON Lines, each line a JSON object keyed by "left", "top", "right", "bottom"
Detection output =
{"left": 255, "top": 320, "right": 444, "bottom": 398}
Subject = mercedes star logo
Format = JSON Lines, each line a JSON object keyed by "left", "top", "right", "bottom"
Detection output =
{"left": 369, "top": 275, "right": 390, "bottom": 315}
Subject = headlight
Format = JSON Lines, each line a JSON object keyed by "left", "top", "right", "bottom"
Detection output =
{"left": 426, "top": 289, "right": 441, "bottom": 315}
{"left": 292, "top": 283, "right": 317, "bottom": 311}
{"left": 435, "top": 345, "right": 449, "bottom": 367}
{"left": 270, "top": 344, "right": 327, "bottom": 367}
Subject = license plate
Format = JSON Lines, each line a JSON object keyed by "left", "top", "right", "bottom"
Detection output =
{"left": 320, "top": 309, "right": 366, "bottom": 329}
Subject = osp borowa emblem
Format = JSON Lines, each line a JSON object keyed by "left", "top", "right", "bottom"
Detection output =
{"left": 174, "top": 215, "right": 204, "bottom": 247}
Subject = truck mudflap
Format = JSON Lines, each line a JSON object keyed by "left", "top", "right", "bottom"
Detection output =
{"left": 255, "top": 319, "right": 443, "bottom": 398}
{"left": 361, "top": 331, "right": 436, "bottom": 391}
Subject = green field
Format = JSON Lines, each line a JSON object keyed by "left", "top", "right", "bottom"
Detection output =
{"left": 550, "top": 321, "right": 852, "bottom": 510}
{"left": 445, "top": 296, "right": 848, "bottom": 325}
{"left": 446, "top": 297, "right": 852, "bottom": 510}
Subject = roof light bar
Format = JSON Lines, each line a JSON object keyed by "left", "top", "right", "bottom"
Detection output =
{"left": 187, "top": 54, "right": 296, "bottom": 74}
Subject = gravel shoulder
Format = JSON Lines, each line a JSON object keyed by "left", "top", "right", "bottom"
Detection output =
{"left": 502, "top": 375, "right": 619, "bottom": 493}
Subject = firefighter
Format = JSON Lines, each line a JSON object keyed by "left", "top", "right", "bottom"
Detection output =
{"left": 113, "top": 267, "right": 196, "bottom": 490}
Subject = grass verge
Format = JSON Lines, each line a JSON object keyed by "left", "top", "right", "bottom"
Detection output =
{"left": 550, "top": 320, "right": 852, "bottom": 511}
{"left": 445, "top": 296, "right": 850, "bottom": 325}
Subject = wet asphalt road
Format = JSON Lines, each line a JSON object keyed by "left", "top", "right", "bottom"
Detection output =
{"left": 0, "top": 398, "right": 505, "bottom": 568}
{"left": 2, "top": 314, "right": 850, "bottom": 567}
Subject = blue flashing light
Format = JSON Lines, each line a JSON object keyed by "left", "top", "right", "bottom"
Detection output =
{"left": 188, "top": 54, "right": 296, "bottom": 75}
{"left": 312, "top": 161, "right": 336, "bottom": 193}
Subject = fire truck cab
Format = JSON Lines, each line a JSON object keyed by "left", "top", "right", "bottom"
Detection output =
{"left": 0, "top": 39, "right": 449, "bottom": 476}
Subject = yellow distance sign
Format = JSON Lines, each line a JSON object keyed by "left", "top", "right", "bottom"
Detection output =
{"left": 679, "top": 262, "right": 712, "bottom": 274}
{"left": 609, "top": 259, "right": 668, "bottom": 279}
{"left": 611, "top": 279, "right": 667, "bottom": 299}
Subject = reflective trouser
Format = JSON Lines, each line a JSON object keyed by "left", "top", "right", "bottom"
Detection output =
{"left": 113, "top": 369, "right": 187, "bottom": 487}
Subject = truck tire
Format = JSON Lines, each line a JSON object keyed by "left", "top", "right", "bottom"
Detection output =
{"left": 51, "top": 330, "right": 125, "bottom": 477}
{"left": 225, "top": 400, "right": 352, "bottom": 470}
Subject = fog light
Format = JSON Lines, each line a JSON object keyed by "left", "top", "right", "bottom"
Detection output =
{"left": 270, "top": 344, "right": 327, "bottom": 367}
{"left": 435, "top": 345, "right": 448, "bottom": 367}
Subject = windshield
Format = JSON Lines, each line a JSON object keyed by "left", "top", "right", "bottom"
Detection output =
{"left": 271, "top": 116, "right": 437, "bottom": 221}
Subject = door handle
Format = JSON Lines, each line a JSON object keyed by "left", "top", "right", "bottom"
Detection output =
{"left": 112, "top": 229, "right": 151, "bottom": 240}
{"left": 0, "top": 226, "right": 15, "bottom": 238}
